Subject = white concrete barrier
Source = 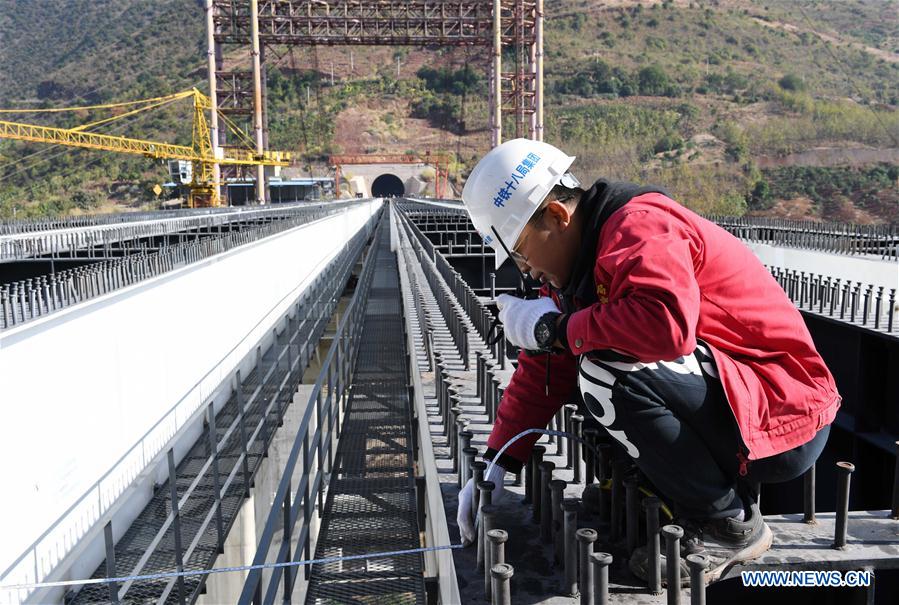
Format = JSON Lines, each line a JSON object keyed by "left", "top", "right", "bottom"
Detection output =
{"left": 746, "top": 242, "right": 899, "bottom": 292}
{"left": 0, "top": 200, "right": 381, "bottom": 601}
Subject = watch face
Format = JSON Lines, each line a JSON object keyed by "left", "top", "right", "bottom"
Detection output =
{"left": 536, "top": 320, "right": 552, "bottom": 346}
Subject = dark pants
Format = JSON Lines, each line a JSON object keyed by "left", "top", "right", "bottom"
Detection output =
{"left": 577, "top": 342, "right": 830, "bottom": 520}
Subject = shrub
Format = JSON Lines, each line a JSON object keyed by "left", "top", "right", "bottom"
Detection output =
{"left": 416, "top": 65, "right": 481, "bottom": 95}
{"left": 71, "top": 190, "right": 102, "bottom": 210}
{"left": 747, "top": 179, "right": 774, "bottom": 210}
{"left": 637, "top": 64, "right": 672, "bottom": 96}
{"left": 654, "top": 134, "right": 685, "bottom": 154}
{"left": 715, "top": 121, "right": 749, "bottom": 163}
{"left": 778, "top": 73, "right": 806, "bottom": 92}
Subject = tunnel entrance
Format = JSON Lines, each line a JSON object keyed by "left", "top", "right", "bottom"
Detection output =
{"left": 371, "top": 173, "right": 405, "bottom": 198}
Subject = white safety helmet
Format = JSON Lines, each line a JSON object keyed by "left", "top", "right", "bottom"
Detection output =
{"left": 461, "top": 138, "right": 579, "bottom": 269}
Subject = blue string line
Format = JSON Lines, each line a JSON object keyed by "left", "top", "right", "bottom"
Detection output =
{"left": 0, "top": 545, "right": 466, "bottom": 592}
{"left": 3, "top": 428, "right": 584, "bottom": 593}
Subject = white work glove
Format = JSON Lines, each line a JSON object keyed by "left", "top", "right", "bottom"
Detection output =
{"left": 496, "top": 294, "right": 561, "bottom": 350}
{"left": 457, "top": 461, "right": 507, "bottom": 546}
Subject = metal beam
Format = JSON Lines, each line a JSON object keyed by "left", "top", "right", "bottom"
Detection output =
{"left": 205, "top": 0, "right": 223, "bottom": 203}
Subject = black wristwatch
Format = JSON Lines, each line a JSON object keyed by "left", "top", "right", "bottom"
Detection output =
{"left": 534, "top": 311, "right": 561, "bottom": 351}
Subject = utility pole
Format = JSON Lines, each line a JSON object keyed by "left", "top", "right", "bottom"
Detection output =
{"left": 204, "top": 0, "right": 222, "bottom": 202}
{"left": 250, "top": 0, "right": 266, "bottom": 205}
{"left": 492, "top": 0, "right": 502, "bottom": 147}
{"left": 535, "top": 0, "right": 544, "bottom": 141}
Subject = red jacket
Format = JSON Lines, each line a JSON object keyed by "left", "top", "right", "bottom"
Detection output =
{"left": 486, "top": 192, "right": 841, "bottom": 472}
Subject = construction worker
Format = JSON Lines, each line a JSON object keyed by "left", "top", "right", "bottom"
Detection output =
{"left": 455, "top": 138, "right": 840, "bottom": 584}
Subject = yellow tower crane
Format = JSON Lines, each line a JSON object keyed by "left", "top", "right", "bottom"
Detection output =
{"left": 0, "top": 88, "right": 290, "bottom": 207}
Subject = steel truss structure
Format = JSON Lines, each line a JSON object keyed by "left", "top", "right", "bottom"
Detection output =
{"left": 213, "top": 1, "right": 497, "bottom": 45}
{"left": 205, "top": 1, "right": 544, "bottom": 201}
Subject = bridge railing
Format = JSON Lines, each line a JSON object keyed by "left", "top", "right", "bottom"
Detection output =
{"left": 707, "top": 215, "right": 899, "bottom": 261}
{"left": 0, "top": 201, "right": 335, "bottom": 236}
{"left": 237, "top": 215, "right": 383, "bottom": 604}
{"left": 396, "top": 205, "right": 508, "bottom": 366}
{"left": 0, "top": 202, "right": 359, "bottom": 329}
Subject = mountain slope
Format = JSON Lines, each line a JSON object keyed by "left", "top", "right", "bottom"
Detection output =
{"left": 0, "top": 0, "right": 896, "bottom": 221}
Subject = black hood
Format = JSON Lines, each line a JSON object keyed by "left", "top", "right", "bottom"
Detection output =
{"left": 556, "top": 179, "right": 668, "bottom": 312}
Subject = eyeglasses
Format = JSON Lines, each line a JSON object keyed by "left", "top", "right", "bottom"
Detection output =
{"left": 509, "top": 206, "right": 548, "bottom": 267}
{"left": 508, "top": 194, "right": 575, "bottom": 267}
{"left": 509, "top": 247, "right": 529, "bottom": 266}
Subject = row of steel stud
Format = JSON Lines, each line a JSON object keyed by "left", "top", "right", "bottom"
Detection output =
{"left": 465, "top": 450, "right": 865, "bottom": 603}
{"left": 466, "top": 354, "right": 865, "bottom": 603}
{"left": 768, "top": 266, "right": 897, "bottom": 332}
{"left": 0, "top": 204, "right": 356, "bottom": 329}
{"left": 397, "top": 206, "right": 898, "bottom": 604}
{"left": 713, "top": 216, "right": 899, "bottom": 260}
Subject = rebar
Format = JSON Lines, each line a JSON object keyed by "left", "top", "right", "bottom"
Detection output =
{"left": 551, "top": 479, "right": 567, "bottom": 563}
{"left": 481, "top": 504, "right": 498, "bottom": 598}
{"left": 625, "top": 471, "right": 640, "bottom": 554}
{"left": 490, "top": 563, "right": 513, "bottom": 605}
{"left": 610, "top": 460, "right": 627, "bottom": 542}
{"left": 577, "top": 528, "right": 598, "bottom": 605}
{"left": 687, "top": 554, "right": 708, "bottom": 605}
{"left": 804, "top": 463, "right": 816, "bottom": 524}
{"left": 563, "top": 498, "right": 579, "bottom": 595}
{"left": 571, "top": 414, "right": 584, "bottom": 483}
{"left": 540, "top": 461, "right": 555, "bottom": 541}
{"left": 662, "top": 524, "right": 684, "bottom": 604}
{"left": 834, "top": 461, "right": 855, "bottom": 549}
{"left": 643, "top": 496, "right": 662, "bottom": 594}
{"left": 526, "top": 444, "right": 545, "bottom": 506}
{"left": 477, "top": 481, "right": 496, "bottom": 570}
{"left": 583, "top": 428, "right": 599, "bottom": 484}
{"left": 472, "top": 460, "right": 487, "bottom": 517}
{"left": 487, "top": 528, "right": 508, "bottom": 601}
{"left": 462, "top": 446, "right": 477, "bottom": 490}
{"left": 591, "top": 552, "right": 613, "bottom": 605}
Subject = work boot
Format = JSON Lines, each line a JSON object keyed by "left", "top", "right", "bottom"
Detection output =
{"left": 628, "top": 545, "right": 690, "bottom": 588}
{"left": 629, "top": 502, "right": 773, "bottom": 587}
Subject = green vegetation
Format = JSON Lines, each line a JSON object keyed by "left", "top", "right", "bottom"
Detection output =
{"left": 560, "top": 133, "right": 752, "bottom": 215}
{"left": 759, "top": 0, "right": 899, "bottom": 54}
{"left": 747, "top": 89, "right": 899, "bottom": 155}
{"left": 0, "top": 0, "right": 204, "bottom": 217}
{"left": 777, "top": 73, "right": 806, "bottom": 92}
{"left": 699, "top": 68, "right": 752, "bottom": 96}
{"left": 0, "top": 0, "right": 897, "bottom": 221}
{"left": 546, "top": 103, "right": 688, "bottom": 162}
{"left": 0, "top": 0, "right": 202, "bottom": 105}
{"left": 752, "top": 165, "right": 899, "bottom": 218}
{"left": 551, "top": 60, "right": 681, "bottom": 98}
{"left": 545, "top": 1, "right": 899, "bottom": 104}
{"left": 0, "top": 148, "right": 166, "bottom": 218}
{"left": 538, "top": 0, "right": 898, "bottom": 220}
{"left": 264, "top": 67, "right": 403, "bottom": 157}
{"left": 410, "top": 66, "right": 482, "bottom": 134}
{"left": 416, "top": 65, "right": 482, "bottom": 96}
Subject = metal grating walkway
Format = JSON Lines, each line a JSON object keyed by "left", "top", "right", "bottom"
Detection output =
{"left": 304, "top": 227, "right": 427, "bottom": 604}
